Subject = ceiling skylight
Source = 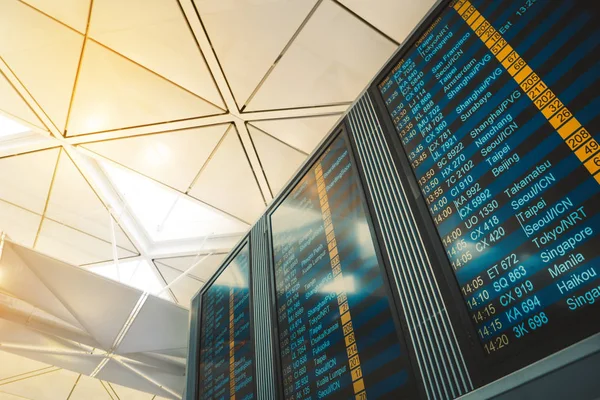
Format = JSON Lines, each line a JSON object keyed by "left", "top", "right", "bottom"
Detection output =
{"left": 89, "top": 259, "right": 170, "bottom": 300}
{"left": 0, "top": 113, "right": 55, "bottom": 157}
{"left": 99, "top": 159, "right": 249, "bottom": 243}
{"left": 0, "top": 113, "right": 30, "bottom": 139}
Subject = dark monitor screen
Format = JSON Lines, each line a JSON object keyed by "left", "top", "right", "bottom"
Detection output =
{"left": 199, "top": 243, "right": 256, "bottom": 400}
{"left": 377, "top": 0, "right": 600, "bottom": 366}
{"left": 270, "top": 132, "right": 419, "bottom": 399}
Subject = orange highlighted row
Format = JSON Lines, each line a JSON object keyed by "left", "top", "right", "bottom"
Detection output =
{"left": 315, "top": 163, "right": 367, "bottom": 400}
{"left": 454, "top": 0, "right": 599, "bottom": 183}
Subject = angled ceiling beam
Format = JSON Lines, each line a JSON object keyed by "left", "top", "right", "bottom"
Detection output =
{"left": 238, "top": 0, "right": 325, "bottom": 112}
{"left": 0, "top": 58, "right": 63, "bottom": 141}
{"left": 114, "top": 357, "right": 181, "bottom": 399}
{"left": 149, "top": 238, "right": 233, "bottom": 260}
{"left": 74, "top": 146, "right": 247, "bottom": 257}
{"left": 331, "top": 0, "right": 400, "bottom": 46}
{"left": 64, "top": 112, "right": 235, "bottom": 145}
{"left": 178, "top": 0, "right": 273, "bottom": 204}
{"left": 233, "top": 120, "right": 273, "bottom": 203}
{"left": 0, "top": 301, "right": 97, "bottom": 348}
{"left": 241, "top": 104, "right": 348, "bottom": 122}
{"left": 120, "top": 352, "right": 186, "bottom": 376}
{"left": 63, "top": 0, "right": 95, "bottom": 137}
{"left": 0, "top": 242, "right": 97, "bottom": 340}
{"left": 176, "top": 0, "right": 238, "bottom": 114}
{"left": 0, "top": 365, "right": 61, "bottom": 385}
{"left": 157, "top": 251, "right": 212, "bottom": 296}
{"left": 0, "top": 343, "right": 104, "bottom": 358}
{"left": 77, "top": 144, "right": 249, "bottom": 227}
{"left": 60, "top": 149, "right": 177, "bottom": 304}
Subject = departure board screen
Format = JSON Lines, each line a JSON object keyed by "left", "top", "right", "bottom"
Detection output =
{"left": 271, "top": 133, "right": 419, "bottom": 400}
{"left": 199, "top": 243, "right": 255, "bottom": 400}
{"left": 378, "top": 0, "right": 600, "bottom": 361}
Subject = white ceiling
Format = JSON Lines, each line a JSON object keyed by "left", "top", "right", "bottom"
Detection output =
{"left": 0, "top": 0, "right": 437, "bottom": 398}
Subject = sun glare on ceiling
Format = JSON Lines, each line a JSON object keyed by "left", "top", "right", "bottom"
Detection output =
{"left": 100, "top": 159, "right": 248, "bottom": 243}
{"left": 89, "top": 259, "right": 170, "bottom": 300}
{"left": 0, "top": 114, "right": 30, "bottom": 138}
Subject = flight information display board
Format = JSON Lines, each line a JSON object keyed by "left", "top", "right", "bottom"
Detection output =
{"left": 271, "top": 133, "right": 419, "bottom": 400}
{"left": 199, "top": 243, "right": 256, "bottom": 400}
{"left": 378, "top": 0, "right": 600, "bottom": 362}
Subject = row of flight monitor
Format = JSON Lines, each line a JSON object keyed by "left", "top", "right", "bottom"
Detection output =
{"left": 192, "top": 0, "right": 600, "bottom": 399}
{"left": 196, "top": 130, "right": 420, "bottom": 400}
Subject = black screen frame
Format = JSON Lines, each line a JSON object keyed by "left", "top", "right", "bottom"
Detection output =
{"left": 185, "top": 295, "right": 202, "bottom": 399}
{"left": 196, "top": 236, "right": 258, "bottom": 399}
{"left": 342, "top": 98, "right": 484, "bottom": 390}
{"left": 368, "top": 0, "right": 600, "bottom": 384}
{"left": 265, "top": 124, "right": 427, "bottom": 400}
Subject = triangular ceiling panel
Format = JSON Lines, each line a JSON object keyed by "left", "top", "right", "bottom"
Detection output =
{"left": 0, "top": 148, "right": 60, "bottom": 214}
{"left": 89, "top": 0, "right": 224, "bottom": 108}
{"left": 45, "top": 151, "right": 137, "bottom": 254}
{"left": 95, "top": 360, "right": 175, "bottom": 399}
{"left": 196, "top": 0, "right": 319, "bottom": 106}
{"left": 338, "top": 0, "right": 437, "bottom": 43}
{"left": 15, "top": 245, "right": 143, "bottom": 349}
{"left": 87, "top": 259, "right": 171, "bottom": 301}
{"left": 110, "top": 381, "right": 155, "bottom": 400}
{"left": 82, "top": 124, "right": 229, "bottom": 192}
{"left": 154, "top": 253, "right": 227, "bottom": 306}
{"left": 154, "top": 253, "right": 227, "bottom": 282}
{"left": 251, "top": 114, "right": 341, "bottom": 154}
{"left": 0, "top": 201, "right": 41, "bottom": 248}
{"left": 122, "top": 362, "right": 185, "bottom": 399}
{"left": 0, "top": 352, "right": 163, "bottom": 400}
{"left": 154, "top": 263, "right": 202, "bottom": 308}
{"left": 106, "top": 382, "right": 159, "bottom": 400}
{"left": 0, "top": 243, "right": 84, "bottom": 330}
{"left": 118, "top": 351, "right": 185, "bottom": 374}
{"left": 150, "top": 348, "right": 187, "bottom": 359}
{"left": 66, "top": 40, "right": 223, "bottom": 136}
{"left": 0, "top": 1, "right": 83, "bottom": 132}
{"left": 68, "top": 375, "right": 113, "bottom": 400}
{"left": 35, "top": 219, "right": 137, "bottom": 266}
{"left": 188, "top": 128, "right": 265, "bottom": 223}
{"left": 2, "top": 349, "right": 100, "bottom": 377}
{"left": 0, "top": 72, "right": 44, "bottom": 130}
{"left": 21, "top": 0, "right": 92, "bottom": 33}
{"left": 0, "top": 392, "right": 34, "bottom": 399}
{"left": 0, "top": 351, "right": 50, "bottom": 381}
{"left": 248, "top": 125, "right": 307, "bottom": 195}
{"left": 0, "top": 367, "right": 78, "bottom": 400}
{"left": 116, "top": 296, "right": 188, "bottom": 355}
{"left": 100, "top": 160, "right": 249, "bottom": 242}
{"left": 0, "top": 292, "right": 90, "bottom": 342}
{"left": 0, "top": 319, "right": 83, "bottom": 356}
{"left": 21, "top": 311, "right": 98, "bottom": 349}
{"left": 246, "top": 0, "right": 396, "bottom": 111}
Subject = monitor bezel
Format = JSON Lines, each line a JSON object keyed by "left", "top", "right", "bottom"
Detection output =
{"left": 368, "top": 0, "right": 600, "bottom": 383}
{"left": 265, "top": 123, "right": 426, "bottom": 399}
{"left": 196, "top": 236, "right": 258, "bottom": 399}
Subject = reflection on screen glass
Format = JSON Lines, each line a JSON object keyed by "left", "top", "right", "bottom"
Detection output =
{"left": 271, "top": 133, "right": 419, "bottom": 400}
{"left": 199, "top": 243, "right": 255, "bottom": 400}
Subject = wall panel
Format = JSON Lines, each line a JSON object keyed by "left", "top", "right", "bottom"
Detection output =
{"left": 346, "top": 92, "right": 474, "bottom": 399}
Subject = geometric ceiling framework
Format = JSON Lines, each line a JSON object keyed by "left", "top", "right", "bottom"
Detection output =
{"left": 0, "top": 240, "right": 185, "bottom": 400}
{"left": 0, "top": 0, "right": 437, "bottom": 398}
